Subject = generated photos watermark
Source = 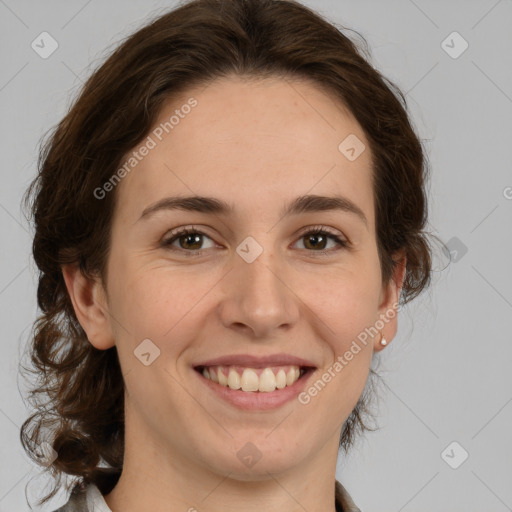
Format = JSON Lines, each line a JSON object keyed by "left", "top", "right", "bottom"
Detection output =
{"left": 298, "top": 301, "right": 402, "bottom": 405}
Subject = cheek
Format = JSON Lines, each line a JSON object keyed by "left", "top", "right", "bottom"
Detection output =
{"left": 109, "top": 262, "right": 219, "bottom": 344}
{"left": 302, "top": 262, "right": 382, "bottom": 344}
{"left": 109, "top": 240, "right": 382, "bottom": 352}
{"left": 306, "top": 271, "right": 378, "bottom": 408}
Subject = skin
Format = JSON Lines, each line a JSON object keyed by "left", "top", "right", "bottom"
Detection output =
{"left": 62, "top": 75, "right": 406, "bottom": 512}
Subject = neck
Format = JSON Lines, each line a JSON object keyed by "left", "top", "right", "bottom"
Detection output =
{"left": 103, "top": 408, "right": 341, "bottom": 512}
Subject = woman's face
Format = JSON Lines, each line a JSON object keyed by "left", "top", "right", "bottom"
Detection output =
{"left": 69, "top": 75, "right": 404, "bottom": 482}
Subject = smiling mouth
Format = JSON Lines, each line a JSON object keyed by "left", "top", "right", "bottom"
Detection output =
{"left": 194, "top": 364, "right": 315, "bottom": 392}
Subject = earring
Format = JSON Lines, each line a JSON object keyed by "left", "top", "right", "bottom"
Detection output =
{"left": 380, "top": 331, "right": 387, "bottom": 346}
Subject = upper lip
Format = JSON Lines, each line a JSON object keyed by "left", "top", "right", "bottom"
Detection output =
{"left": 194, "top": 353, "right": 317, "bottom": 369}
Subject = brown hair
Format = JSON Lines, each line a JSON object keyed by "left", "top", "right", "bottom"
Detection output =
{"left": 20, "top": 0, "right": 433, "bottom": 506}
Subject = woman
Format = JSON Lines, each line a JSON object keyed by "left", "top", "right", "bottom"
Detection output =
{"left": 20, "top": 0, "right": 433, "bottom": 510}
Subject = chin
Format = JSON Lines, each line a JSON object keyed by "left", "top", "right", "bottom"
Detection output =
{"left": 206, "top": 441, "right": 304, "bottom": 480}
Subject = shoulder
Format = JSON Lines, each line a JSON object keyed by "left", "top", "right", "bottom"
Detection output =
{"left": 51, "top": 491, "right": 86, "bottom": 512}
{"left": 335, "top": 480, "right": 362, "bottom": 512}
{"left": 51, "top": 482, "right": 110, "bottom": 512}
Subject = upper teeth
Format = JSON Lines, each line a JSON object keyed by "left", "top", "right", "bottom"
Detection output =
{"left": 201, "top": 365, "right": 302, "bottom": 392}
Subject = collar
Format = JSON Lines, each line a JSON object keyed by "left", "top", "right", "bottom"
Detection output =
{"left": 335, "top": 480, "right": 361, "bottom": 512}
{"left": 61, "top": 479, "right": 361, "bottom": 512}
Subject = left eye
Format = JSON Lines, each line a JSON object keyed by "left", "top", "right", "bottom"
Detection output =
{"left": 161, "top": 226, "right": 348, "bottom": 254}
{"left": 294, "top": 229, "right": 347, "bottom": 251}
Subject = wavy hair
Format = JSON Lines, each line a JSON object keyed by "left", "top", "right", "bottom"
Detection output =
{"left": 20, "top": 0, "right": 433, "bottom": 506}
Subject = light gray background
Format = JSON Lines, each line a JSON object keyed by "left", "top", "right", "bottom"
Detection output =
{"left": 1, "top": 1, "right": 511, "bottom": 511}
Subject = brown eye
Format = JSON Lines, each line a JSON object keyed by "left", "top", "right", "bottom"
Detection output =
{"left": 162, "top": 228, "right": 215, "bottom": 253}
{"left": 161, "top": 225, "right": 348, "bottom": 256}
{"left": 177, "top": 232, "right": 203, "bottom": 250}
{"left": 303, "top": 232, "right": 329, "bottom": 250}
{"left": 295, "top": 227, "right": 348, "bottom": 253}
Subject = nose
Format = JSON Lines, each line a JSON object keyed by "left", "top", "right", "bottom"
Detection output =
{"left": 218, "top": 243, "right": 300, "bottom": 339}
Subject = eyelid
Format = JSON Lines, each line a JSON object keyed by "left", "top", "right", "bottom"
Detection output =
{"left": 294, "top": 224, "right": 346, "bottom": 241}
{"left": 161, "top": 224, "right": 350, "bottom": 254}
{"left": 292, "top": 224, "right": 349, "bottom": 254}
{"left": 161, "top": 225, "right": 219, "bottom": 251}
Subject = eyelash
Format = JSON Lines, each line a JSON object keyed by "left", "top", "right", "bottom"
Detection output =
{"left": 161, "top": 224, "right": 349, "bottom": 257}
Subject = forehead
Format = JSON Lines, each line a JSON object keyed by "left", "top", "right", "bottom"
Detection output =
{"left": 113, "top": 75, "right": 375, "bottom": 229}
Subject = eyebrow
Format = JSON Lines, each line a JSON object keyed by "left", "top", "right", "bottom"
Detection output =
{"left": 137, "top": 194, "right": 368, "bottom": 228}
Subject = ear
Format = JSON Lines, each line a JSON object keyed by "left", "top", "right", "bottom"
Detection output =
{"left": 61, "top": 263, "right": 115, "bottom": 350}
{"left": 374, "top": 248, "right": 407, "bottom": 352}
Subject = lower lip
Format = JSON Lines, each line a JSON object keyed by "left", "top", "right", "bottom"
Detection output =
{"left": 194, "top": 367, "right": 316, "bottom": 411}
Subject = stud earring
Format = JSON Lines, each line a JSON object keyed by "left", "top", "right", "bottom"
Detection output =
{"left": 380, "top": 331, "right": 387, "bottom": 346}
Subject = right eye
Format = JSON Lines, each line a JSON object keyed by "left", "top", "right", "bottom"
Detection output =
{"left": 161, "top": 226, "right": 217, "bottom": 254}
